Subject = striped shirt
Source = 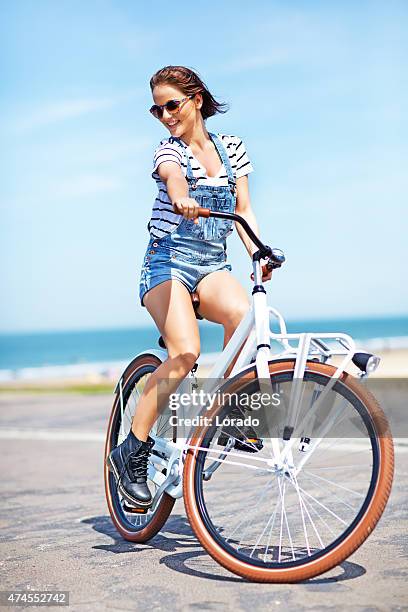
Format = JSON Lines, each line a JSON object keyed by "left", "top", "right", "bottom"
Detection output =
{"left": 147, "top": 133, "right": 253, "bottom": 239}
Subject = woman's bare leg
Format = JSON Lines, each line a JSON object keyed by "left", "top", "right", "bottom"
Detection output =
{"left": 195, "top": 270, "right": 251, "bottom": 378}
{"left": 131, "top": 279, "right": 200, "bottom": 441}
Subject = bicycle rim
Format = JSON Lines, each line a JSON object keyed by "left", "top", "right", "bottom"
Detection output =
{"left": 183, "top": 360, "right": 394, "bottom": 582}
{"left": 104, "top": 354, "right": 176, "bottom": 542}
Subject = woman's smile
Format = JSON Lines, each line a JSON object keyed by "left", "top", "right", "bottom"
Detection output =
{"left": 165, "top": 119, "right": 180, "bottom": 131}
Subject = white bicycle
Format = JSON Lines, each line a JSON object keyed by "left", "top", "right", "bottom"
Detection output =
{"left": 104, "top": 209, "right": 394, "bottom": 582}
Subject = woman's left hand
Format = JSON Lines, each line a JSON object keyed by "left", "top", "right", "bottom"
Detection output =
{"left": 250, "top": 259, "right": 273, "bottom": 282}
{"left": 262, "top": 266, "right": 273, "bottom": 282}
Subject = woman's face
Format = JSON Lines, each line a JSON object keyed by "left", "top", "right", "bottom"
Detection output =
{"left": 152, "top": 84, "right": 201, "bottom": 139}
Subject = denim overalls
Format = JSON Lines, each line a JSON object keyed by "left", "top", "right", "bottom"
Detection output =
{"left": 139, "top": 133, "right": 235, "bottom": 307}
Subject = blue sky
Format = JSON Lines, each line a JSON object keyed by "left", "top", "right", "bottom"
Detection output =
{"left": 1, "top": 0, "right": 407, "bottom": 332}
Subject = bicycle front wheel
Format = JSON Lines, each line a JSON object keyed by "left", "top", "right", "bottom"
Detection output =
{"left": 104, "top": 353, "right": 176, "bottom": 542}
{"left": 183, "top": 360, "right": 394, "bottom": 582}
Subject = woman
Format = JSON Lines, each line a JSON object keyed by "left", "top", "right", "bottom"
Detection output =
{"left": 107, "top": 66, "right": 272, "bottom": 508}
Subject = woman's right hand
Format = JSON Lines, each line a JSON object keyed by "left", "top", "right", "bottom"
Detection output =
{"left": 172, "top": 197, "right": 200, "bottom": 223}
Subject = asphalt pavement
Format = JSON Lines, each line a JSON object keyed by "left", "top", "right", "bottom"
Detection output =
{"left": 1, "top": 392, "right": 407, "bottom": 611}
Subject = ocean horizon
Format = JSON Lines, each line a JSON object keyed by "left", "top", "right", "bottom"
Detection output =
{"left": 1, "top": 315, "right": 407, "bottom": 382}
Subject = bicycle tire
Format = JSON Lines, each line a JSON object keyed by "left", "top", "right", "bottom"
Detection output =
{"left": 183, "top": 360, "right": 394, "bottom": 582}
{"left": 104, "top": 354, "right": 176, "bottom": 542}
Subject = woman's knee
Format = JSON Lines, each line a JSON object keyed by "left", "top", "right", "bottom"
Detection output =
{"left": 167, "top": 343, "right": 200, "bottom": 372}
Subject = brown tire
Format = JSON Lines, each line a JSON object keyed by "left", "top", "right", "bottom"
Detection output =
{"left": 183, "top": 360, "right": 394, "bottom": 582}
{"left": 104, "top": 354, "right": 175, "bottom": 543}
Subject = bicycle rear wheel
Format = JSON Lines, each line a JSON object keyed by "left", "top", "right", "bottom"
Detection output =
{"left": 183, "top": 360, "right": 394, "bottom": 582}
{"left": 104, "top": 354, "right": 176, "bottom": 542}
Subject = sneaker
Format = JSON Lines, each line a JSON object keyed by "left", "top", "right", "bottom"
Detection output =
{"left": 217, "top": 405, "right": 263, "bottom": 453}
{"left": 106, "top": 431, "right": 154, "bottom": 508}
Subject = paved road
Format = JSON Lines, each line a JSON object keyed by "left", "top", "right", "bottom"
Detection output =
{"left": 1, "top": 393, "right": 407, "bottom": 611}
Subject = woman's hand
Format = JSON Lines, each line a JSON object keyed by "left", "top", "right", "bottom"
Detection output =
{"left": 172, "top": 197, "right": 200, "bottom": 224}
{"left": 261, "top": 265, "right": 273, "bottom": 282}
{"left": 250, "top": 259, "right": 273, "bottom": 282}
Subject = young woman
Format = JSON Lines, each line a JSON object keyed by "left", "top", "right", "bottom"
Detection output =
{"left": 107, "top": 66, "right": 272, "bottom": 508}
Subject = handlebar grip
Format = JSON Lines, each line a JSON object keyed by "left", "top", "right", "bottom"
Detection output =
{"left": 172, "top": 206, "right": 211, "bottom": 218}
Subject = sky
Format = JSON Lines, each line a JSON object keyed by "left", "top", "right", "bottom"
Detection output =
{"left": 1, "top": 0, "right": 407, "bottom": 332}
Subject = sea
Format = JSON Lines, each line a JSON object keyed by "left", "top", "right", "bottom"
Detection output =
{"left": 0, "top": 316, "right": 407, "bottom": 382}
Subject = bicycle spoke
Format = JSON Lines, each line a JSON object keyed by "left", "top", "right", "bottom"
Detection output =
{"left": 263, "top": 490, "right": 283, "bottom": 561}
{"left": 303, "top": 469, "right": 365, "bottom": 498}
{"left": 300, "top": 487, "right": 337, "bottom": 537}
{"left": 290, "top": 471, "right": 324, "bottom": 551}
{"left": 290, "top": 471, "right": 311, "bottom": 555}
{"left": 277, "top": 477, "right": 295, "bottom": 562}
{"left": 294, "top": 483, "right": 348, "bottom": 525}
{"left": 249, "top": 492, "right": 279, "bottom": 558}
{"left": 304, "top": 463, "right": 371, "bottom": 471}
{"left": 229, "top": 478, "right": 277, "bottom": 548}
{"left": 300, "top": 472, "right": 359, "bottom": 512}
{"left": 304, "top": 436, "right": 373, "bottom": 463}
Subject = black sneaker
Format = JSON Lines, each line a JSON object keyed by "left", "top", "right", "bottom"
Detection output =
{"left": 106, "top": 431, "right": 154, "bottom": 508}
{"left": 217, "top": 405, "right": 263, "bottom": 453}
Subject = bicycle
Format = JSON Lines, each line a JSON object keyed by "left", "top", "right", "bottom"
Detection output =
{"left": 104, "top": 209, "right": 394, "bottom": 582}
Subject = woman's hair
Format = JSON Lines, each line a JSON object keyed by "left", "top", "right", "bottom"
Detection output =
{"left": 150, "top": 66, "right": 228, "bottom": 120}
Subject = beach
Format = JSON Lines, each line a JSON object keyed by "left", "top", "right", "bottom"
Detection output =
{"left": 0, "top": 345, "right": 406, "bottom": 393}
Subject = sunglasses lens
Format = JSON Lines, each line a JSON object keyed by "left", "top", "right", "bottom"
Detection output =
{"left": 149, "top": 105, "right": 162, "bottom": 119}
{"left": 165, "top": 100, "right": 180, "bottom": 112}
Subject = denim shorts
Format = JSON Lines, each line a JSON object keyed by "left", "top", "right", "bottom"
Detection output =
{"left": 139, "top": 234, "right": 232, "bottom": 307}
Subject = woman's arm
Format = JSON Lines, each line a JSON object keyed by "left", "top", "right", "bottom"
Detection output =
{"left": 235, "top": 175, "right": 260, "bottom": 257}
{"left": 235, "top": 175, "right": 272, "bottom": 280}
{"left": 157, "top": 161, "right": 199, "bottom": 221}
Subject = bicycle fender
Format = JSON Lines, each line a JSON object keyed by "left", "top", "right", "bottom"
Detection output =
{"left": 113, "top": 348, "right": 168, "bottom": 394}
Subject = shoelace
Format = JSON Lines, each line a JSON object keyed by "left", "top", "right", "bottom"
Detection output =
{"left": 128, "top": 448, "right": 150, "bottom": 482}
{"left": 117, "top": 446, "right": 151, "bottom": 488}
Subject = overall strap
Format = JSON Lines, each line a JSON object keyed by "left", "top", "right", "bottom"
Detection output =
{"left": 172, "top": 137, "right": 194, "bottom": 182}
{"left": 209, "top": 133, "right": 236, "bottom": 193}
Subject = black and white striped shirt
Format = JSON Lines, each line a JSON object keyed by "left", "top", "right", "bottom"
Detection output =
{"left": 147, "top": 133, "right": 253, "bottom": 239}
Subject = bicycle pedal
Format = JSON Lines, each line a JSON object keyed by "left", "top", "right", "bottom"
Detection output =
{"left": 235, "top": 438, "right": 264, "bottom": 453}
{"left": 218, "top": 435, "right": 263, "bottom": 453}
{"left": 123, "top": 503, "right": 149, "bottom": 514}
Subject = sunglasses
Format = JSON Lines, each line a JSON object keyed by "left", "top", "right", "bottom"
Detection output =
{"left": 149, "top": 94, "right": 195, "bottom": 119}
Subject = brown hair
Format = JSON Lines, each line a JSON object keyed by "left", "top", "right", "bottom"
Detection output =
{"left": 150, "top": 66, "right": 228, "bottom": 120}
